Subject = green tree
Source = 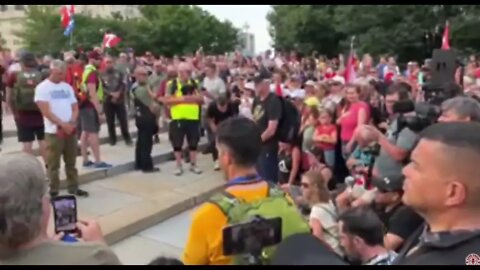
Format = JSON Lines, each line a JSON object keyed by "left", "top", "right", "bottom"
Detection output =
{"left": 267, "top": 5, "right": 480, "bottom": 62}
{"left": 17, "top": 5, "right": 239, "bottom": 56}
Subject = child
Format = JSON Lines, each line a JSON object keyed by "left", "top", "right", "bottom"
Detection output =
{"left": 313, "top": 110, "right": 337, "bottom": 168}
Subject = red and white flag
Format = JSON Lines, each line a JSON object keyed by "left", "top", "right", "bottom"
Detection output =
{"left": 60, "top": 5, "right": 75, "bottom": 28}
{"left": 102, "top": 33, "right": 121, "bottom": 49}
{"left": 441, "top": 21, "right": 450, "bottom": 50}
{"left": 344, "top": 37, "right": 357, "bottom": 84}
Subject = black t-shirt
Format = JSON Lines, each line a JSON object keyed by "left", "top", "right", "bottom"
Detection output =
{"left": 206, "top": 101, "right": 238, "bottom": 125}
{"left": 387, "top": 205, "right": 424, "bottom": 245}
{"left": 252, "top": 93, "right": 282, "bottom": 152}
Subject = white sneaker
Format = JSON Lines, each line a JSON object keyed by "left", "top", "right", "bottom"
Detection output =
{"left": 190, "top": 165, "right": 203, "bottom": 175}
{"left": 213, "top": 161, "right": 220, "bottom": 171}
{"left": 174, "top": 167, "right": 183, "bottom": 176}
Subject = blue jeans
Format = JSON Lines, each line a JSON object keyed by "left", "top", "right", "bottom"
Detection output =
{"left": 256, "top": 149, "right": 279, "bottom": 184}
{"left": 324, "top": 150, "right": 336, "bottom": 168}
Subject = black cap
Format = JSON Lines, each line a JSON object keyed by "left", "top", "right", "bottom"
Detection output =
{"left": 20, "top": 52, "right": 37, "bottom": 67}
{"left": 253, "top": 73, "right": 270, "bottom": 85}
{"left": 372, "top": 172, "right": 404, "bottom": 193}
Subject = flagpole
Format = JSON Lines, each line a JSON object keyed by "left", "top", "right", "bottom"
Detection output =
{"left": 69, "top": 30, "right": 73, "bottom": 50}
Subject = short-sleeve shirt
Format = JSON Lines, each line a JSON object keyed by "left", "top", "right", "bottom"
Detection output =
{"left": 82, "top": 71, "right": 99, "bottom": 109}
{"left": 206, "top": 101, "right": 238, "bottom": 125}
{"left": 34, "top": 79, "right": 77, "bottom": 134}
{"left": 7, "top": 71, "right": 44, "bottom": 127}
{"left": 374, "top": 118, "right": 419, "bottom": 178}
{"left": 252, "top": 93, "right": 282, "bottom": 152}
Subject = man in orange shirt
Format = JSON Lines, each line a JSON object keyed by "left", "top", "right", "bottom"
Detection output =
{"left": 182, "top": 117, "right": 271, "bottom": 265}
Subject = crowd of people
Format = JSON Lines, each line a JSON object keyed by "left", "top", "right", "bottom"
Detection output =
{"left": 1, "top": 45, "right": 480, "bottom": 265}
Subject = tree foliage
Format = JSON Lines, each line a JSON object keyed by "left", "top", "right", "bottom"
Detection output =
{"left": 17, "top": 5, "right": 240, "bottom": 56}
{"left": 268, "top": 5, "right": 480, "bottom": 62}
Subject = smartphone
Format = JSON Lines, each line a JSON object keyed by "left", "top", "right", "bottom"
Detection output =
{"left": 51, "top": 195, "right": 78, "bottom": 234}
{"left": 223, "top": 217, "right": 282, "bottom": 256}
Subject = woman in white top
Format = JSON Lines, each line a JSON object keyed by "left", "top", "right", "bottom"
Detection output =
{"left": 238, "top": 82, "right": 255, "bottom": 120}
{"left": 300, "top": 170, "right": 344, "bottom": 257}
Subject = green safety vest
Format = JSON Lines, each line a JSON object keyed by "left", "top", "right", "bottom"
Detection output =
{"left": 81, "top": 64, "right": 104, "bottom": 102}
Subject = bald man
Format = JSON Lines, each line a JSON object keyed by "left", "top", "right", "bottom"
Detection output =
{"left": 131, "top": 66, "right": 160, "bottom": 173}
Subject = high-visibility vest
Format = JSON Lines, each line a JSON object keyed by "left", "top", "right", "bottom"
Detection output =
{"left": 168, "top": 78, "right": 200, "bottom": 121}
{"left": 81, "top": 64, "right": 104, "bottom": 102}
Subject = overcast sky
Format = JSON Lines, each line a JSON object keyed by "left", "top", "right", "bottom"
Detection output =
{"left": 198, "top": 5, "right": 272, "bottom": 53}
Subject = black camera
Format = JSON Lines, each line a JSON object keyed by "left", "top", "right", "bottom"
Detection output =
{"left": 393, "top": 99, "right": 440, "bottom": 133}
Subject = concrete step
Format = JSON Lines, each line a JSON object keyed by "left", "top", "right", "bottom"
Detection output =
{"left": 0, "top": 119, "right": 156, "bottom": 157}
{"left": 47, "top": 156, "right": 224, "bottom": 246}
{"left": 41, "top": 133, "right": 208, "bottom": 190}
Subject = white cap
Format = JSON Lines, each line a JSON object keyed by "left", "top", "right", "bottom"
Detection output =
{"left": 244, "top": 82, "right": 255, "bottom": 90}
{"left": 331, "top": 75, "right": 345, "bottom": 85}
{"left": 305, "top": 80, "right": 316, "bottom": 87}
{"left": 290, "top": 89, "right": 306, "bottom": 99}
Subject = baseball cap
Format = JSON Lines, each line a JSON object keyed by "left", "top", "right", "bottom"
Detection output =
{"left": 305, "top": 80, "right": 316, "bottom": 87}
{"left": 330, "top": 75, "right": 345, "bottom": 85}
{"left": 372, "top": 172, "right": 404, "bottom": 193}
{"left": 244, "top": 82, "right": 255, "bottom": 90}
{"left": 305, "top": 96, "right": 320, "bottom": 107}
{"left": 290, "top": 89, "right": 306, "bottom": 99}
{"left": 87, "top": 51, "right": 102, "bottom": 60}
{"left": 20, "top": 52, "right": 37, "bottom": 67}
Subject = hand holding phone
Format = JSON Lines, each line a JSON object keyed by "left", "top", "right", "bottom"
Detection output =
{"left": 51, "top": 195, "right": 78, "bottom": 235}
{"left": 76, "top": 219, "right": 106, "bottom": 244}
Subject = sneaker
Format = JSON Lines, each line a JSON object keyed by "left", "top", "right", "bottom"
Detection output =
{"left": 49, "top": 191, "right": 59, "bottom": 198}
{"left": 153, "top": 135, "right": 160, "bottom": 144}
{"left": 125, "top": 139, "right": 133, "bottom": 146}
{"left": 109, "top": 140, "right": 117, "bottom": 146}
{"left": 68, "top": 189, "right": 89, "bottom": 198}
{"left": 94, "top": 162, "right": 113, "bottom": 169}
{"left": 83, "top": 160, "right": 94, "bottom": 168}
{"left": 174, "top": 167, "right": 183, "bottom": 176}
{"left": 190, "top": 164, "right": 203, "bottom": 174}
{"left": 213, "top": 161, "right": 220, "bottom": 171}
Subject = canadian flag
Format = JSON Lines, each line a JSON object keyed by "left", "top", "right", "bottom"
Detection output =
{"left": 102, "top": 33, "right": 121, "bottom": 49}
{"left": 441, "top": 21, "right": 450, "bottom": 50}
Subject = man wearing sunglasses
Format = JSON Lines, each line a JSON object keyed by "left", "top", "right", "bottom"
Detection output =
{"left": 372, "top": 172, "right": 423, "bottom": 252}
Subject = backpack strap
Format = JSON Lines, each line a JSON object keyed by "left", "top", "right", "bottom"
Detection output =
{"left": 266, "top": 181, "right": 286, "bottom": 198}
{"left": 208, "top": 190, "right": 240, "bottom": 221}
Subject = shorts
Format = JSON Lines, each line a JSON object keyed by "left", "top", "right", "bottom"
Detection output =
{"left": 79, "top": 107, "right": 100, "bottom": 133}
{"left": 17, "top": 125, "right": 45, "bottom": 143}
{"left": 169, "top": 120, "right": 200, "bottom": 151}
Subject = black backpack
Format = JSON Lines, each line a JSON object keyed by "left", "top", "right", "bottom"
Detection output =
{"left": 276, "top": 97, "right": 301, "bottom": 143}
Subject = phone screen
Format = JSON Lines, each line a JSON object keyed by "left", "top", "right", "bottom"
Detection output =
{"left": 51, "top": 195, "right": 78, "bottom": 234}
{"left": 222, "top": 217, "right": 282, "bottom": 256}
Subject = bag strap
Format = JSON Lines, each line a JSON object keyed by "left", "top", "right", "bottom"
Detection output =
{"left": 208, "top": 190, "right": 240, "bottom": 221}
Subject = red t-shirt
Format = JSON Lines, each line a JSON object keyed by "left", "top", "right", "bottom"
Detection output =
{"left": 315, "top": 124, "right": 337, "bottom": 151}
{"left": 6, "top": 71, "right": 44, "bottom": 127}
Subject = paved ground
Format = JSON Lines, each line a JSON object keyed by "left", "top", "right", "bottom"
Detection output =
{"left": 45, "top": 156, "right": 224, "bottom": 245}
{"left": 111, "top": 207, "right": 195, "bottom": 265}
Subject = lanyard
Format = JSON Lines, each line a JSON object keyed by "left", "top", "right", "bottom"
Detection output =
{"left": 226, "top": 174, "right": 262, "bottom": 187}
